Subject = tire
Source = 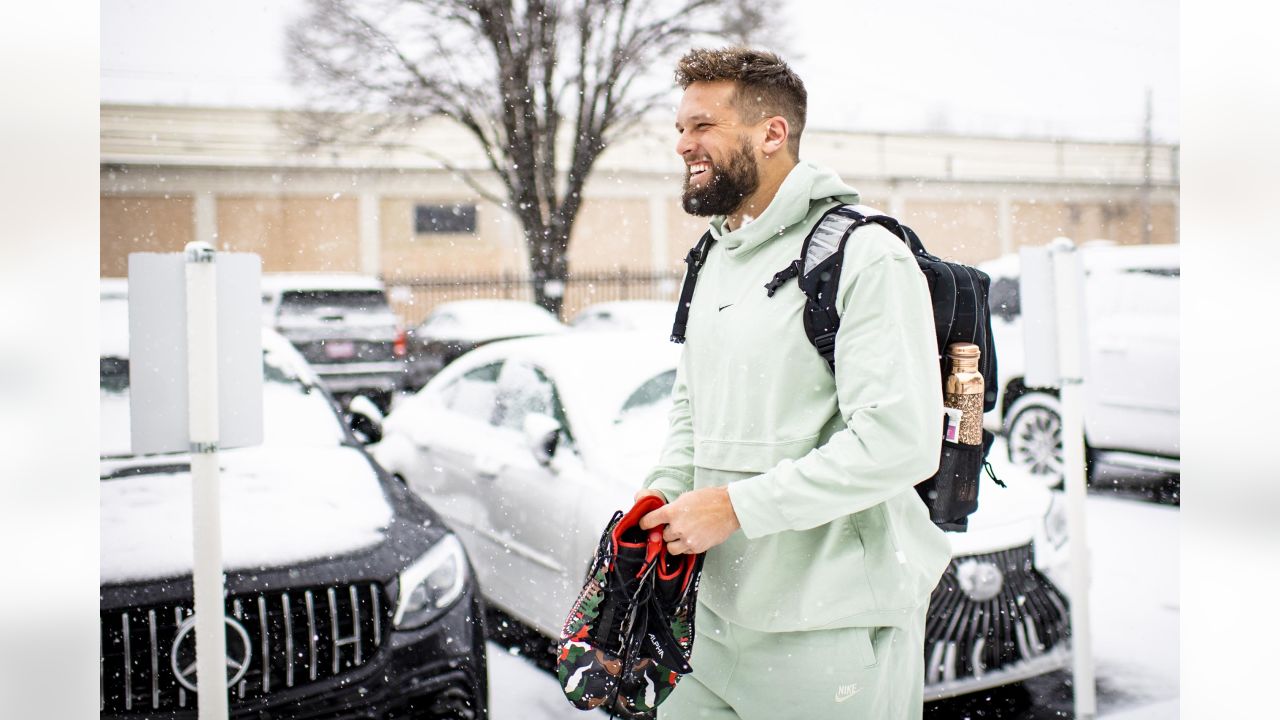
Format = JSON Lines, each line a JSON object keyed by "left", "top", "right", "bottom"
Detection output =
{"left": 1004, "top": 392, "right": 1065, "bottom": 490}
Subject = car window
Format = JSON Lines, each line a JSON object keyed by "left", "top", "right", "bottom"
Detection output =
{"left": 989, "top": 277, "right": 1021, "bottom": 321}
{"left": 441, "top": 362, "right": 503, "bottom": 422}
{"left": 419, "top": 311, "right": 456, "bottom": 332}
{"left": 1116, "top": 271, "right": 1179, "bottom": 317}
{"left": 620, "top": 369, "right": 677, "bottom": 415}
{"left": 493, "top": 361, "right": 573, "bottom": 442}
{"left": 278, "top": 290, "right": 391, "bottom": 317}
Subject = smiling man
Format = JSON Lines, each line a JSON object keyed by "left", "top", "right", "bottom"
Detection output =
{"left": 636, "top": 48, "right": 952, "bottom": 719}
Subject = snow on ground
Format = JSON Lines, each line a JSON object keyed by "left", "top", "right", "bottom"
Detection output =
{"left": 1087, "top": 494, "right": 1180, "bottom": 716}
{"left": 485, "top": 642, "right": 608, "bottom": 719}
{"left": 481, "top": 438, "right": 1180, "bottom": 718}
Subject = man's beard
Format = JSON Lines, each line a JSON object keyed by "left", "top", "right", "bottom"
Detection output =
{"left": 681, "top": 138, "right": 760, "bottom": 217}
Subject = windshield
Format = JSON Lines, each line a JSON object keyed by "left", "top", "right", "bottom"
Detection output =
{"left": 277, "top": 289, "right": 391, "bottom": 317}
{"left": 100, "top": 304, "right": 348, "bottom": 459}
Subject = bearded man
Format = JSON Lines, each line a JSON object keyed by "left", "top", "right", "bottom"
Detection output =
{"left": 635, "top": 47, "right": 951, "bottom": 719}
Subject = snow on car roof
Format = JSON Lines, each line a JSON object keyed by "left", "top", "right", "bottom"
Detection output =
{"left": 260, "top": 272, "right": 387, "bottom": 293}
{"left": 570, "top": 300, "right": 678, "bottom": 332}
{"left": 416, "top": 299, "right": 567, "bottom": 340}
{"left": 100, "top": 282, "right": 314, "bottom": 366}
{"left": 978, "top": 243, "right": 1179, "bottom": 280}
{"left": 101, "top": 277, "right": 128, "bottom": 298}
{"left": 100, "top": 286, "right": 131, "bottom": 359}
{"left": 448, "top": 330, "right": 679, "bottom": 426}
{"left": 572, "top": 300, "right": 677, "bottom": 321}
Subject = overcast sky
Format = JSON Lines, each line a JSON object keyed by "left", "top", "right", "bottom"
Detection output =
{"left": 101, "top": 0, "right": 1178, "bottom": 143}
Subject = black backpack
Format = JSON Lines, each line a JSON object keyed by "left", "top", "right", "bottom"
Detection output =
{"left": 670, "top": 204, "right": 1001, "bottom": 532}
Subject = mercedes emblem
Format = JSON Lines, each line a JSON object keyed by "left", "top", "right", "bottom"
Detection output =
{"left": 170, "top": 615, "right": 253, "bottom": 692}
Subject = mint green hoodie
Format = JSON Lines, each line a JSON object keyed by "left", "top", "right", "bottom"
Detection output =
{"left": 644, "top": 161, "right": 952, "bottom": 632}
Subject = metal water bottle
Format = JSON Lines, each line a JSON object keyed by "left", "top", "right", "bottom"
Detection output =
{"left": 944, "top": 343, "right": 984, "bottom": 445}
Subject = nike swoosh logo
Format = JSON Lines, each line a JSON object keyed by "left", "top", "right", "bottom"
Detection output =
{"left": 718, "top": 303, "right": 733, "bottom": 312}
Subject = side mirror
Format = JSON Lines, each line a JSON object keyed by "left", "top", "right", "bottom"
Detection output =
{"left": 347, "top": 395, "right": 384, "bottom": 445}
{"left": 522, "top": 412, "right": 561, "bottom": 466}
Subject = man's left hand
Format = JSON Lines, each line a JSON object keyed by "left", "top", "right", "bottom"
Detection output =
{"left": 638, "top": 486, "right": 740, "bottom": 555}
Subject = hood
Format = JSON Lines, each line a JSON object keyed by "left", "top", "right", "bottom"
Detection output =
{"left": 709, "top": 161, "right": 861, "bottom": 258}
{"left": 948, "top": 465, "right": 1056, "bottom": 556}
{"left": 100, "top": 445, "right": 394, "bottom": 585}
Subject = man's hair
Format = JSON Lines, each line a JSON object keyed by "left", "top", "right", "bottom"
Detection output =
{"left": 675, "top": 47, "right": 807, "bottom": 158}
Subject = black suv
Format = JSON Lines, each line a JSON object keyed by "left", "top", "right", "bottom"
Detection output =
{"left": 99, "top": 281, "right": 487, "bottom": 718}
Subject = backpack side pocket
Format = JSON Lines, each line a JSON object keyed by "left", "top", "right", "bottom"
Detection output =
{"left": 915, "top": 437, "right": 986, "bottom": 531}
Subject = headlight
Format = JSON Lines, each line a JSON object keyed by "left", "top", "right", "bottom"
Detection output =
{"left": 393, "top": 534, "right": 469, "bottom": 630}
{"left": 1044, "top": 492, "right": 1069, "bottom": 549}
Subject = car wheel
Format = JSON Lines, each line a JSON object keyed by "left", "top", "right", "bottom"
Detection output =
{"left": 1004, "top": 392, "right": 1065, "bottom": 490}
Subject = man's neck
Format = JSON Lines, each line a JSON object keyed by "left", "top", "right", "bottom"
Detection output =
{"left": 726, "top": 159, "right": 796, "bottom": 231}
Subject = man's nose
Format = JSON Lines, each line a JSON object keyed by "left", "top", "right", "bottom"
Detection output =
{"left": 675, "top": 131, "right": 695, "bottom": 158}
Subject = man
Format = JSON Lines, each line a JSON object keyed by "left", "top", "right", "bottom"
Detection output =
{"left": 635, "top": 47, "right": 952, "bottom": 718}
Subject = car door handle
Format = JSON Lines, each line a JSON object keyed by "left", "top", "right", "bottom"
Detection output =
{"left": 474, "top": 455, "right": 505, "bottom": 479}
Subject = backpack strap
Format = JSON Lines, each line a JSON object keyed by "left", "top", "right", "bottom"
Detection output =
{"left": 766, "top": 204, "right": 930, "bottom": 373}
{"left": 670, "top": 231, "right": 716, "bottom": 344}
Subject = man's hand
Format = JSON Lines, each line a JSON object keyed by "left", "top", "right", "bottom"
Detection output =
{"left": 633, "top": 488, "right": 666, "bottom": 504}
{"left": 638, "top": 486, "right": 740, "bottom": 555}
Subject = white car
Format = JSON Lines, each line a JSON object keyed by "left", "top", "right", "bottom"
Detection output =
{"left": 374, "top": 332, "right": 1073, "bottom": 700}
{"left": 402, "top": 299, "right": 567, "bottom": 391}
{"left": 569, "top": 300, "right": 678, "bottom": 340}
{"left": 981, "top": 244, "right": 1180, "bottom": 488}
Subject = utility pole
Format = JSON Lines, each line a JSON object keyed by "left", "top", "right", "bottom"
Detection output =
{"left": 1141, "top": 88, "right": 1153, "bottom": 244}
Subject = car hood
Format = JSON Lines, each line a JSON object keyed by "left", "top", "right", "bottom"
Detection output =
{"left": 949, "top": 467, "right": 1055, "bottom": 555}
{"left": 101, "top": 445, "right": 395, "bottom": 585}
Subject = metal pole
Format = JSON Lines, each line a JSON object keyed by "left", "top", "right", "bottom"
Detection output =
{"left": 185, "top": 241, "right": 230, "bottom": 720}
{"left": 1051, "top": 242, "right": 1096, "bottom": 719}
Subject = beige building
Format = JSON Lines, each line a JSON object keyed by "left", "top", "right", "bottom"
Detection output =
{"left": 101, "top": 104, "right": 1179, "bottom": 323}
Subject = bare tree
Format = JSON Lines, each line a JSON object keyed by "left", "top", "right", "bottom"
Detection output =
{"left": 287, "top": 0, "right": 773, "bottom": 314}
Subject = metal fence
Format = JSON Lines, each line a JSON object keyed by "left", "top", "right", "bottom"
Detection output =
{"left": 386, "top": 269, "right": 684, "bottom": 327}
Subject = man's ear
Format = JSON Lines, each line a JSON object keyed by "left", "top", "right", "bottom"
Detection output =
{"left": 761, "top": 116, "right": 790, "bottom": 158}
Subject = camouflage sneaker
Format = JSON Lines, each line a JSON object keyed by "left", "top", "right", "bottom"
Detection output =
{"left": 613, "top": 549, "right": 703, "bottom": 718}
{"left": 556, "top": 495, "right": 666, "bottom": 712}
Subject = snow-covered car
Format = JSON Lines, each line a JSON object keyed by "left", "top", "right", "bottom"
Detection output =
{"left": 99, "top": 281, "right": 487, "bottom": 718}
{"left": 260, "top": 273, "right": 406, "bottom": 412}
{"left": 402, "top": 299, "right": 566, "bottom": 392}
{"left": 981, "top": 244, "right": 1180, "bottom": 488}
{"left": 373, "top": 332, "right": 1073, "bottom": 701}
{"left": 569, "top": 300, "right": 678, "bottom": 340}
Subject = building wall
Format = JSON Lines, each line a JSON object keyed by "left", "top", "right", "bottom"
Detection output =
{"left": 217, "top": 195, "right": 360, "bottom": 272}
{"left": 1011, "top": 199, "right": 1177, "bottom": 249}
{"left": 100, "top": 195, "right": 195, "bottom": 277}
{"left": 902, "top": 199, "right": 1002, "bottom": 264}
{"left": 378, "top": 197, "right": 519, "bottom": 279}
{"left": 568, "top": 198, "right": 653, "bottom": 272}
{"left": 99, "top": 106, "right": 1180, "bottom": 323}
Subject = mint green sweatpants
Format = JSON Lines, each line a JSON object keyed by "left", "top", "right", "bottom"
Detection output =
{"left": 659, "top": 602, "right": 928, "bottom": 719}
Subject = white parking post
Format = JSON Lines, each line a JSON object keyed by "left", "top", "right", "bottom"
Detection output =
{"left": 185, "top": 241, "right": 230, "bottom": 720}
{"left": 1051, "top": 243, "right": 1096, "bottom": 719}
